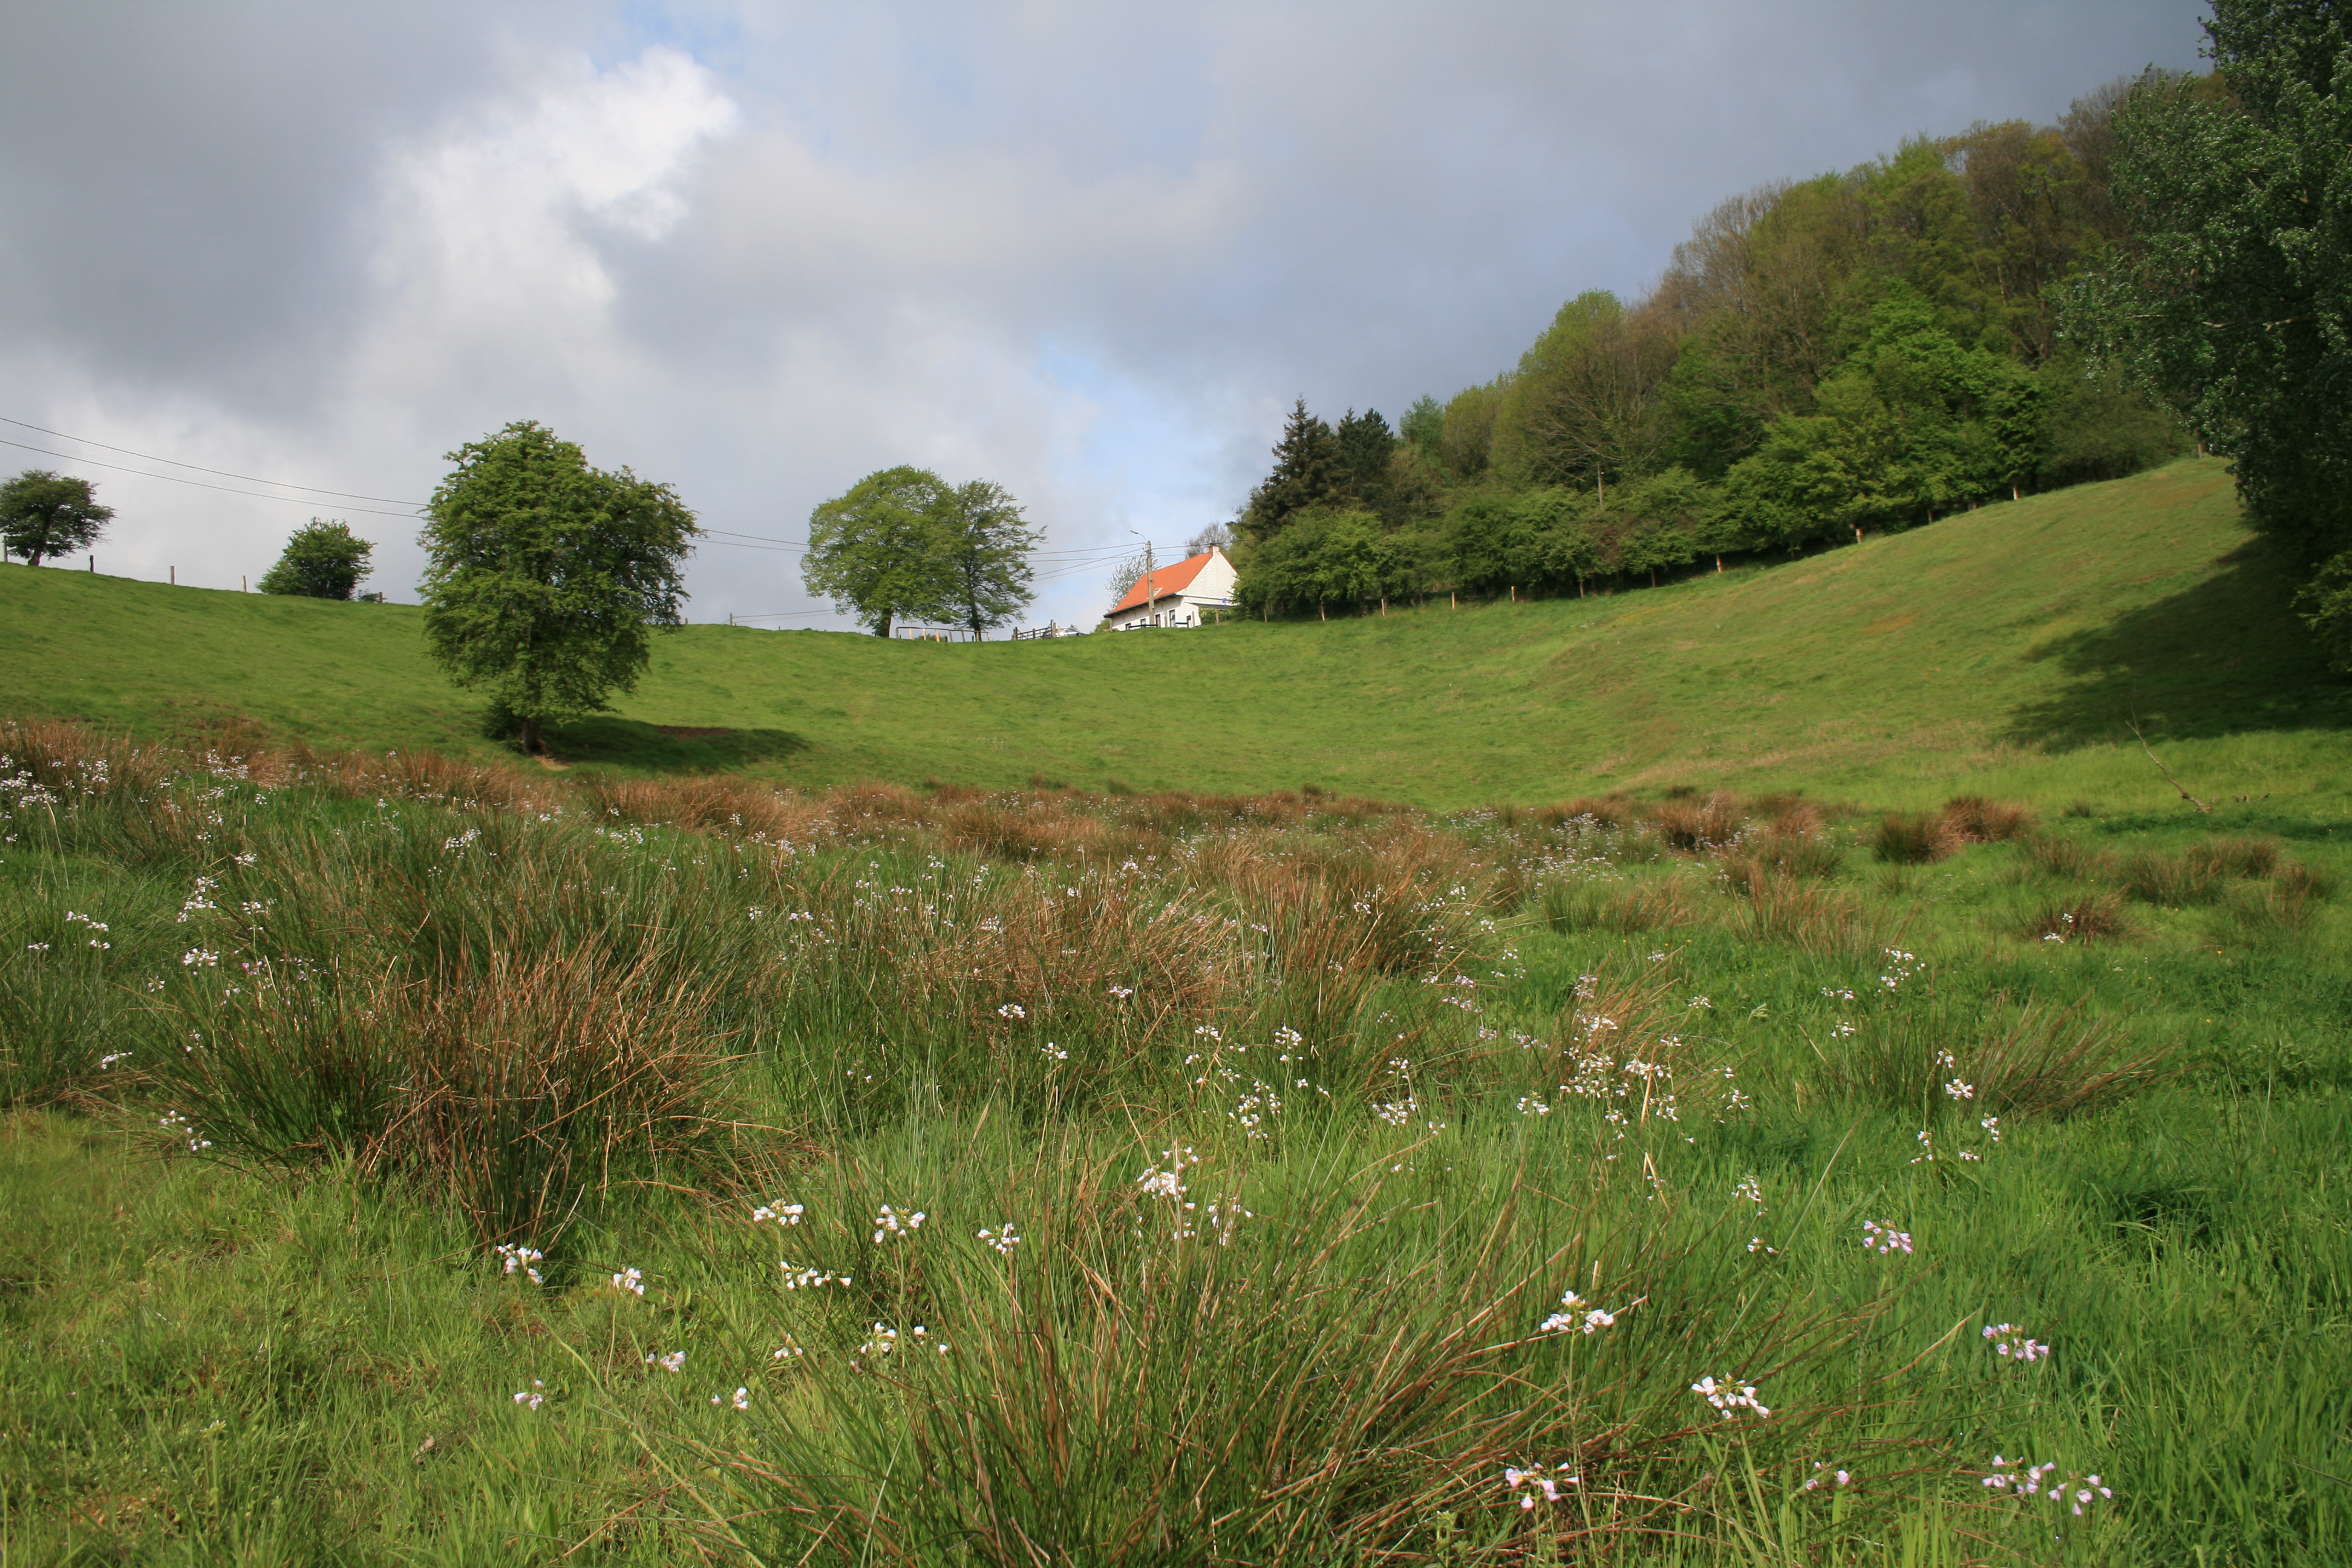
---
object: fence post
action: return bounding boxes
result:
[170,566,175,586]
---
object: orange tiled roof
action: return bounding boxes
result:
[1108,550,1215,615]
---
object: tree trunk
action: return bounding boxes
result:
[1318,601,1326,621]
[520,713,545,756]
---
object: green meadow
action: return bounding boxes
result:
[5,458,2343,812]
[2,460,2348,1564]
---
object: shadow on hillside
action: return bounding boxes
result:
[543,718,812,773]
[2004,534,2351,746]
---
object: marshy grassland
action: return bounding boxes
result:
[2,718,2345,1564]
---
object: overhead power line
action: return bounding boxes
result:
[0,416,429,506]
[0,436,428,520]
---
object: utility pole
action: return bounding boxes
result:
[1129,530,1156,628]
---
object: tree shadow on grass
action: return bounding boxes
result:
[2004,534,2352,747]
[543,717,812,773]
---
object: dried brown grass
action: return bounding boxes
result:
[1655,790,1743,851]
[1940,795,2035,843]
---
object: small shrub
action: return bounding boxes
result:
[1871,811,1955,864]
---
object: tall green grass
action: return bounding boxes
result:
[1,720,2347,1562]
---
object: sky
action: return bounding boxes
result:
[0,1,2208,632]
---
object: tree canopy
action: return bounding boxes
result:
[258,518,375,600]
[1228,62,2212,624]
[417,422,697,754]
[0,471,113,567]
[802,468,1037,637]
[2065,1,2352,665]
[935,479,1040,636]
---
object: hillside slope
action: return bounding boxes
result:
[3,459,2342,809]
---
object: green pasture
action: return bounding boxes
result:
[4,459,2342,811]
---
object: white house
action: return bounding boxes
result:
[1102,546,1238,630]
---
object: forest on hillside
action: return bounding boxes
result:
[1230,73,2196,616]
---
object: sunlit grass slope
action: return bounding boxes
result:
[3,458,2342,809]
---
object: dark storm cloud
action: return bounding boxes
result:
[0,2,2207,627]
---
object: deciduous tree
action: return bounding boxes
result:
[2066,4,2352,662]
[935,479,1039,637]
[802,466,952,637]
[418,422,697,754]
[258,518,374,599]
[0,470,112,567]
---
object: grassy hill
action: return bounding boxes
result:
[4,457,2344,811]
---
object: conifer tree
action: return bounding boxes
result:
[1241,399,1342,540]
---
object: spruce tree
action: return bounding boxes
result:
[1241,399,1341,541]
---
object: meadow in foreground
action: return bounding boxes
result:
[1,719,2346,1564]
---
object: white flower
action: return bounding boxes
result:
[646,1350,685,1373]
[751,1202,805,1226]
[612,1266,645,1296]
[1691,1375,1768,1419]
[978,1224,1021,1256]
[1861,1220,1914,1255]
[871,1206,927,1243]
[513,1380,546,1410]
[711,1386,750,1410]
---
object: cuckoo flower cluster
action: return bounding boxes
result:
[1861,1220,1914,1255]
[1984,1323,2050,1362]
[1802,1462,1853,1491]
[493,1243,545,1284]
[1503,1463,1577,1509]
[1982,1458,2112,1515]
[1538,1289,1631,1335]
[1691,1376,1769,1419]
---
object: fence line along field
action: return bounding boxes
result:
[2,714,2345,1564]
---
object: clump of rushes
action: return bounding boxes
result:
[1872,810,1956,865]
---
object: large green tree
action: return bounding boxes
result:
[2066,4,2352,661]
[935,479,1040,636]
[258,518,374,600]
[0,470,113,567]
[418,422,698,754]
[802,466,952,636]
